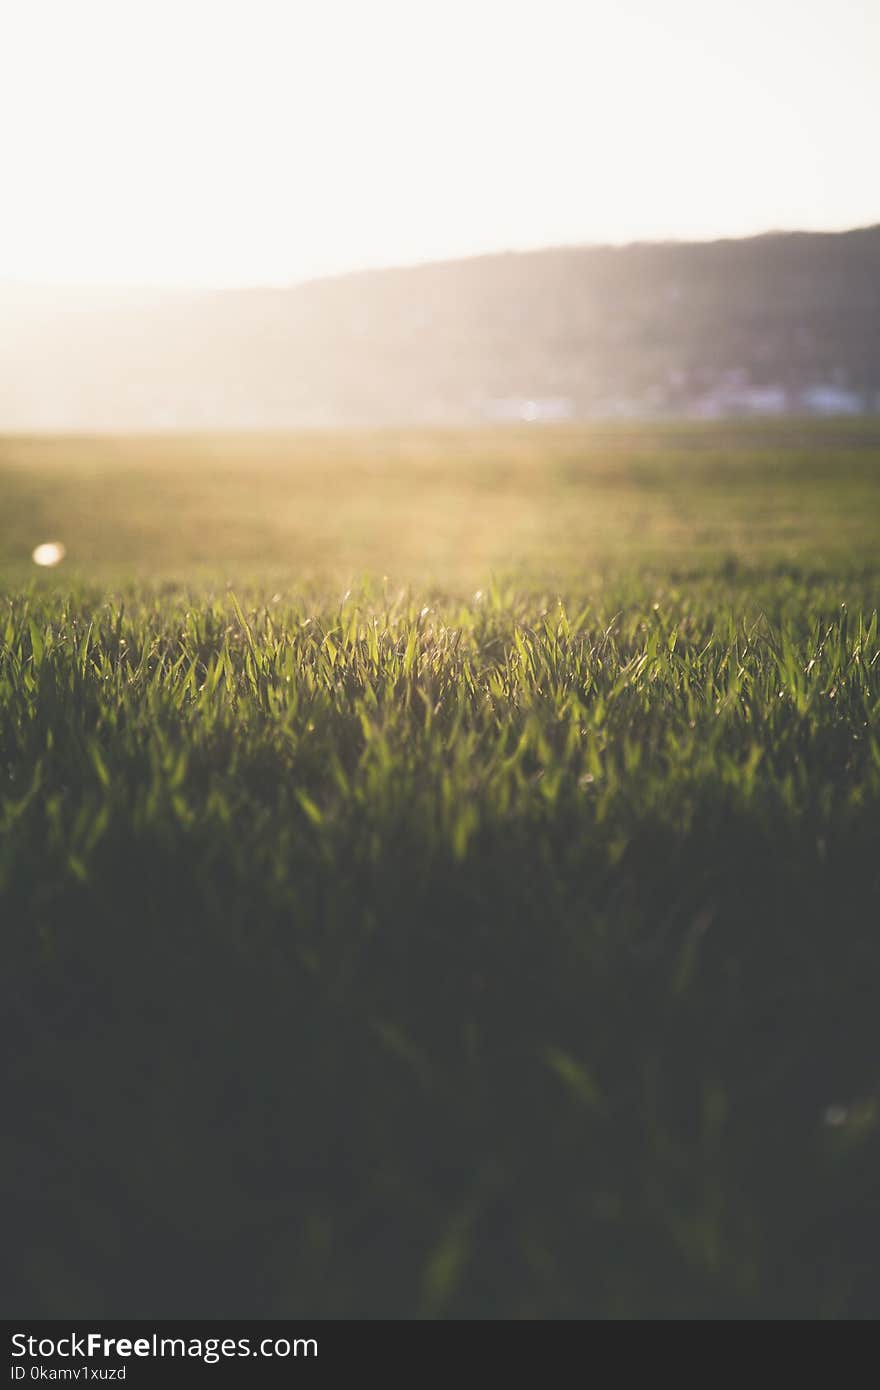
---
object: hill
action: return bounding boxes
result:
[2,225,879,428]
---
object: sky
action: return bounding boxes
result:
[1,0,877,288]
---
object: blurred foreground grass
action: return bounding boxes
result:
[3,422,880,1318]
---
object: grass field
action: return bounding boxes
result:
[4,421,880,1318]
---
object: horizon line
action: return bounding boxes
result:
[1,219,878,297]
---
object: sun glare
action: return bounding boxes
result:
[1,0,877,288]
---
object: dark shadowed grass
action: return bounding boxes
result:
[3,423,880,1317]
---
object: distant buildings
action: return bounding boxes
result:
[480,378,872,423]
[799,383,864,415]
[692,376,868,419]
[483,396,575,424]
[692,376,790,418]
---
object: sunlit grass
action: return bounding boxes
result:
[3,420,880,586]
[3,422,880,1317]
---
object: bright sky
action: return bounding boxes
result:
[2,0,877,287]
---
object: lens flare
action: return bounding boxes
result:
[32,541,66,567]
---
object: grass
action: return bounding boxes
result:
[3,421,880,1318]
[3,419,880,586]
